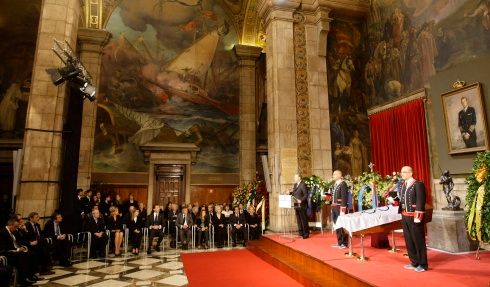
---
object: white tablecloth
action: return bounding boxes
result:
[334,205,401,236]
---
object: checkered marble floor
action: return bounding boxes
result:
[34,245,244,286]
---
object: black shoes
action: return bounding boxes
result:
[302,234,309,239]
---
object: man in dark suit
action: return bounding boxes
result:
[87,208,108,257]
[0,218,36,286]
[399,166,428,272]
[86,209,108,258]
[43,212,72,266]
[26,212,54,275]
[230,206,248,247]
[176,206,193,250]
[146,205,165,254]
[167,204,179,248]
[458,96,477,148]
[331,170,348,248]
[291,173,309,239]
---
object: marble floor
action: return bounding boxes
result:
[32,245,244,287]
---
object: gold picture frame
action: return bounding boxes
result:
[441,83,489,155]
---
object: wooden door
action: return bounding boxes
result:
[154,164,185,208]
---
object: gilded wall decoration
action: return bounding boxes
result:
[293,11,312,176]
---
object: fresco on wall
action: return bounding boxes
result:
[328,20,370,177]
[365,0,490,107]
[94,0,239,173]
[0,0,40,139]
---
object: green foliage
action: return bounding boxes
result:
[302,175,334,207]
[465,151,490,243]
[351,171,395,210]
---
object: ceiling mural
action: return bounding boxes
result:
[94,0,240,173]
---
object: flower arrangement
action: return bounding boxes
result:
[302,175,334,212]
[232,179,262,206]
[465,151,490,243]
[352,171,395,210]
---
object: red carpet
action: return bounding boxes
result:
[181,249,303,287]
[267,232,490,287]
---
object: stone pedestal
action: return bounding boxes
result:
[427,210,478,252]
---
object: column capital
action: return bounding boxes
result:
[258,0,301,28]
[77,28,112,52]
[234,44,263,66]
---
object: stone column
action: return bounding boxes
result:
[76,28,111,190]
[17,0,82,218]
[304,6,332,179]
[259,0,301,232]
[234,44,263,184]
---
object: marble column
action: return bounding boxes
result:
[234,44,263,184]
[259,0,301,232]
[76,28,111,190]
[17,0,82,218]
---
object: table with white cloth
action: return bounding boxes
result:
[333,205,402,261]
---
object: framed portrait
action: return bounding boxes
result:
[441,83,489,155]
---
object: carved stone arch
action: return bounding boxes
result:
[241,0,265,47]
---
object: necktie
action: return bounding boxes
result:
[34,224,40,239]
[154,213,157,222]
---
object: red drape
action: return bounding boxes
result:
[369,99,432,204]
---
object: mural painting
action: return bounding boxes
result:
[328,20,369,178]
[365,0,490,107]
[95,0,239,173]
[0,0,41,139]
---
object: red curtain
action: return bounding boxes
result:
[369,99,432,204]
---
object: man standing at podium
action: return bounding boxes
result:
[399,166,428,272]
[331,170,349,248]
[291,174,309,239]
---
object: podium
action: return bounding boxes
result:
[278,195,298,241]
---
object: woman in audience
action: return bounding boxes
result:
[196,209,209,249]
[128,209,143,255]
[106,206,124,256]
[213,205,227,248]
[246,205,261,240]
[222,204,233,224]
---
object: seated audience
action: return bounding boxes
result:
[0,218,36,286]
[147,205,164,254]
[128,209,143,255]
[26,212,54,275]
[86,209,108,258]
[43,212,72,266]
[213,205,227,248]
[230,206,248,247]
[177,206,193,250]
[196,209,209,249]
[246,206,261,240]
[106,206,123,256]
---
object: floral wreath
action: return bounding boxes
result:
[465,151,490,243]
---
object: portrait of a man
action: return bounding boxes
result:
[442,83,489,154]
[458,97,477,148]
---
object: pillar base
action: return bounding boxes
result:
[427,210,478,253]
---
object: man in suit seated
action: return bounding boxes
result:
[167,204,179,248]
[146,205,164,254]
[0,218,36,286]
[26,212,54,275]
[177,206,193,250]
[86,209,108,258]
[230,206,248,247]
[43,212,72,267]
